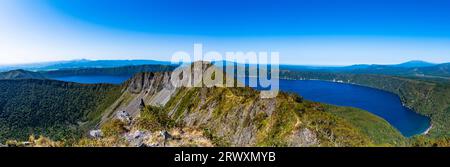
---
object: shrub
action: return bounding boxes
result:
[101,119,127,137]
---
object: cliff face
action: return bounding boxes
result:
[124,71,177,107]
[165,87,280,146]
[101,62,211,122]
[162,86,385,147]
[99,71,178,125]
[97,63,404,147]
[0,79,122,143]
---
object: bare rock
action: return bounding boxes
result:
[117,111,131,124]
[89,129,103,138]
[289,128,319,147]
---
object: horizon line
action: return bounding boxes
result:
[0,58,448,67]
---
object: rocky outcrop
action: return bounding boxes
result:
[100,62,212,124]
[116,111,131,124]
[288,128,319,147]
[166,87,278,146]
[98,62,320,146]
[123,71,177,114]
[124,130,151,147]
[99,71,178,125]
[89,130,103,138]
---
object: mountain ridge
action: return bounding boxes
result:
[0,69,47,80]
[394,60,436,68]
[0,59,172,72]
[87,62,406,147]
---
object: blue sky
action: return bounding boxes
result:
[1,0,450,65]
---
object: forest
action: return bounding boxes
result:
[0,79,122,143]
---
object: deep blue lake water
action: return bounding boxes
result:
[277,80,430,137]
[52,75,430,137]
[52,75,131,84]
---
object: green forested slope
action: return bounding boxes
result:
[0,79,121,142]
[41,64,176,78]
[280,71,450,140]
[161,86,405,146]
[0,69,46,80]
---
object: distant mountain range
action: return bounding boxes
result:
[393,60,436,68]
[280,60,450,79]
[0,59,445,71]
[341,62,449,78]
[0,69,46,80]
[0,59,448,80]
[0,59,171,72]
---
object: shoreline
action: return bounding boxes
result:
[278,77,433,137]
[422,124,433,135]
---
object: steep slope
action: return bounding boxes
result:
[98,71,178,125]
[0,79,122,142]
[280,70,450,139]
[162,86,405,146]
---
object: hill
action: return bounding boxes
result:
[0,69,46,80]
[41,64,177,78]
[0,79,122,142]
[278,61,450,79]
[393,60,436,68]
[415,63,450,78]
[342,63,450,78]
[41,59,171,70]
[280,70,450,140]
[0,59,171,72]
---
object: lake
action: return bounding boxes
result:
[52,75,131,84]
[52,75,430,137]
[276,79,430,137]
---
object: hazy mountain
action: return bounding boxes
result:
[2,59,447,81]
[342,63,450,78]
[393,60,436,68]
[41,59,171,70]
[0,59,171,72]
[415,63,450,77]
[41,64,177,78]
[0,69,46,80]
[278,61,449,79]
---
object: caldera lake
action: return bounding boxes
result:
[277,79,430,137]
[52,75,131,85]
[51,75,431,137]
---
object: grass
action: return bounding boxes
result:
[324,105,407,146]
[162,85,403,146]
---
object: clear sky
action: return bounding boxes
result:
[1,0,450,65]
